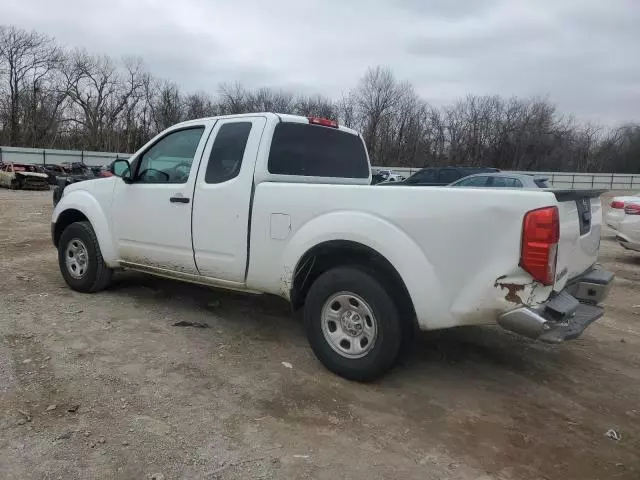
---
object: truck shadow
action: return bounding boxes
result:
[106,270,578,381]
[105,271,298,345]
[108,270,292,317]
[392,324,631,401]
[96,271,639,480]
[103,270,638,433]
[618,253,640,265]
[404,327,558,375]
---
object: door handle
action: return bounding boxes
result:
[169,196,190,204]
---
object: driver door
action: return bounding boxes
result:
[111,123,212,274]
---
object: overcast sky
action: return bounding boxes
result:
[4,0,639,125]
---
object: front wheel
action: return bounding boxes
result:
[304,266,402,382]
[58,221,112,293]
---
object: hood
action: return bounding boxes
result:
[59,174,96,183]
[15,171,48,179]
[64,176,115,194]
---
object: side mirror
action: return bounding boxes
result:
[111,159,132,183]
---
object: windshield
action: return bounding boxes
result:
[534,178,550,188]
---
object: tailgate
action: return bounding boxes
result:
[553,190,605,291]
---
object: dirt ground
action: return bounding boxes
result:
[0,189,638,480]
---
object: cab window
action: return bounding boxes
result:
[205,122,252,183]
[134,127,205,184]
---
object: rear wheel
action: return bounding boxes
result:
[58,221,112,292]
[304,266,402,381]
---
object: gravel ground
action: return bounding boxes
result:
[0,189,639,480]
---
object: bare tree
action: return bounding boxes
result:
[147,79,183,133]
[184,91,217,120]
[337,93,356,128]
[110,58,149,152]
[63,51,145,150]
[17,66,69,147]
[2,24,640,173]
[294,94,336,119]
[247,87,294,113]
[217,82,249,114]
[0,25,62,145]
[351,66,410,163]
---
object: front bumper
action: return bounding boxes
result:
[498,268,614,343]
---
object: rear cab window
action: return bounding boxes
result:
[267,122,369,178]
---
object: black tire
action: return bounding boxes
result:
[58,221,112,293]
[52,186,64,206]
[304,266,402,382]
[395,311,416,366]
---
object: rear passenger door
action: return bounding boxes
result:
[191,116,267,283]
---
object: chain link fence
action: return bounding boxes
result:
[0,146,129,168]
[373,167,640,190]
[1,146,638,190]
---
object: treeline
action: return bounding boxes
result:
[1,25,639,172]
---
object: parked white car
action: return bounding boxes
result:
[377,169,404,182]
[449,172,549,188]
[605,193,639,230]
[51,113,613,381]
[617,201,640,252]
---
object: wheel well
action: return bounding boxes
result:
[291,240,417,324]
[53,209,88,247]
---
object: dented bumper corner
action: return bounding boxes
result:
[497,268,614,343]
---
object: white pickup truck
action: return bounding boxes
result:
[52,113,614,381]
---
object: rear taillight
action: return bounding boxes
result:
[624,203,640,215]
[520,206,560,286]
[308,117,338,128]
[611,200,625,209]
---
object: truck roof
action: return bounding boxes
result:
[173,112,359,136]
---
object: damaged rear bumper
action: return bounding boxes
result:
[498,269,614,343]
